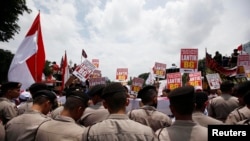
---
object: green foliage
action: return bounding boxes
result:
[0,0,31,42]
[0,49,14,83]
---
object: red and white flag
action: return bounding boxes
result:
[8,13,45,90]
[61,51,70,91]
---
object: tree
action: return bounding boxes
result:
[0,49,14,83]
[0,0,31,42]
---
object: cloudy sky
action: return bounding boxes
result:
[1,0,250,81]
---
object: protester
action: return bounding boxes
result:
[0,81,21,125]
[128,85,172,132]
[82,82,158,141]
[78,84,109,127]
[5,90,57,141]
[156,85,208,141]
[35,91,89,141]
[213,51,222,65]
[208,80,239,122]
[192,91,223,127]
[229,49,239,67]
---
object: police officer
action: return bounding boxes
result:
[78,84,109,127]
[35,91,89,141]
[0,82,21,125]
[192,91,223,127]
[5,90,57,141]
[208,80,239,122]
[156,85,208,141]
[226,81,250,124]
[82,82,158,141]
[17,82,49,115]
[128,85,172,131]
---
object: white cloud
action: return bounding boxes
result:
[1,0,250,81]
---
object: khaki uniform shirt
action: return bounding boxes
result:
[192,111,223,127]
[17,101,33,115]
[0,122,5,141]
[0,97,18,125]
[49,106,64,119]
[156,120,208,141]
[5,109,51,141]
[82,114,158,141]
[208,94,239,122]
[225,106,250,124]
[127,105,172,131]
[78,102,109,126]
[35,115,85,141]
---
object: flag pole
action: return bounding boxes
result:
[81,49,83,63]
[34,11,40,82]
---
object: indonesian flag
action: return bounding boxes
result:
[8,13,45,90]
[61,51,70,91]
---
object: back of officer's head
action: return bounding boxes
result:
[137,85,157,105]
[33,90,58,111]
[64,91,89,110]
[101,82,127,112]
[168,85,195,115]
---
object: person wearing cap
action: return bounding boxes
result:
[207,80,239,122]
[156,85,208,141]
[0,81,21,125]
[82,82,158,141]
[192,91,223,127]
[225,81,250,124]
[35,91,89,141]
[17,82,49,115]
[5,90,57,141]
[128,85,172,132]
[78,84,109,127]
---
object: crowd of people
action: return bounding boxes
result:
[210,49,240,68]
[1,78,250,141]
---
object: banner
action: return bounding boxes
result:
[91,69,102,78]
[89,77,106,87]
[180,48,198,73]
[188,71,202,87]
[116,68,128,81]
[73,59,96,82]
[92,59,99,68]
[166,72,182,90]
[206,73,222,90]
[237,54,250,66]
[131,77,144,95]
[153,62,166,78]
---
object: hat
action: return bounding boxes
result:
[19,91,32,101]
[137,85,156,99]
[168,85,195,101]
[33,90,57,102]
[101,82,126,98]
[87,84,106,97]
[29,83,49,95]
[220,80,234,92]
[1,82,21,94]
